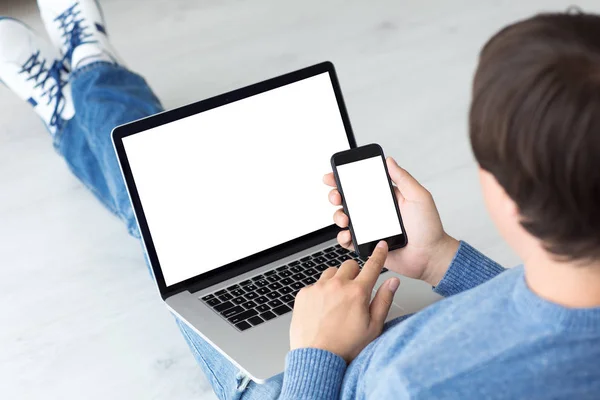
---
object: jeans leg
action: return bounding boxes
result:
[58,62,282,399]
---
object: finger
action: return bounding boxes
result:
[386,157,427,200]
[336,260,360,280]
[319,266,338,281]
[369,278,400,331]
[323,173,337,188]
[333,208,349,228]
[393,186,405,204]
[336,230,354,251]
[357,241,389,289]
[328,189,342,206]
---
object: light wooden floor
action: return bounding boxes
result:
[2,0,598,399]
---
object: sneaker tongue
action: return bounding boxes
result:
[71,43,115,70]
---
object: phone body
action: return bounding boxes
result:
[331,143,407,258]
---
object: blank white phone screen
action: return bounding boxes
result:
[122,72,350,286]
[336,156,402,245]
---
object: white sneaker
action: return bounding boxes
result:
[0,18,74,136]
[37,0,122,70]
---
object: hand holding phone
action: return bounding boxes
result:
[326,149,460,285]
[331,144,407,257]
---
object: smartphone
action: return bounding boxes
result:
[331,143,407,258]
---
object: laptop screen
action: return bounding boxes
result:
[122,72,351,286]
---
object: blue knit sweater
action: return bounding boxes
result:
[280,242,600,399]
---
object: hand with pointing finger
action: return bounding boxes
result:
[324,157,459,287]
[290,241,399,364]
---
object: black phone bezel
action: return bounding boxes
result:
[112,62,357,300]
[330,143,407,258]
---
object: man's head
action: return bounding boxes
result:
[470,11,600,263]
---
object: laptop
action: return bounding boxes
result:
[112,62,440,382]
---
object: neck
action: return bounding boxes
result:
[524,248,600,308]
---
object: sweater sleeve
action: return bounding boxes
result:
[433,241,506,297]
[279,348,347,400]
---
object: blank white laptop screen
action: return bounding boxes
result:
[122,73,350,286]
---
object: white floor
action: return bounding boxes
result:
[2,0,598,399]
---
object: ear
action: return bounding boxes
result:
[478,167,519,217]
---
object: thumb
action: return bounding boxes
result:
[369,278,400,331]
[386,157,426,200]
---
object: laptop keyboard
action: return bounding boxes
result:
[200,244,388,331]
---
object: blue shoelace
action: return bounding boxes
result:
[54,2,97,64]
[18,51,69,132]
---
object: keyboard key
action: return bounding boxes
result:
[316,264,328,271]
[214,301,234,312]
[273,304,292,316]
[281,294,294,303]
[255,279,269,288]
[289,260,300,266]
[289,265,302,273]
[252,275,265,281]
[235,321,252,331]
[304,268,318,276]
[227,284,240,291]
[215,289,227,296]
[242,300,257,309]
[324,252,337,260]
[300,256,312,262]
[281,277,294,285]
[335,244,342,249]
[279,286,293,295]
[248,316,264,326]
[266,291,281,299]
[303,277,317,286]
[336,249,348,256]
[268,282,283,291]
[276,265,288,272]
[221,305,245,318]
[229,309,258,324]
[260,311,276,321]
[264,270,277,276]
[230,289,245,297]
[240,279,252,286]
[313,251,323,257]
[255,296,269,304]
[313,256,327,264]
[338,255,351,262]
[349,252,359,259]
[292,273,307,281]
[266,275,280,283]
[256,304,270,313]
[205,298,221,307]
[257,287,270,295]
[291,282,304,290]
[202,294,215,301]
[301,261,316,268]
[245,284,258,291]
[245,292,258,300]
[278,270,292,278]
[324,246,336,253]
[218,293,233,301]
[232,297,245,305]
[268,299,283,308]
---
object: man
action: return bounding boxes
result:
[1,1,598,398]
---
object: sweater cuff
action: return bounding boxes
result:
[279,348,347,400]
[433,241,506,297]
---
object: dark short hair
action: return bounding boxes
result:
[470,11,600,261]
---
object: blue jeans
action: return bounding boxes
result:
[55,62,283,399]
